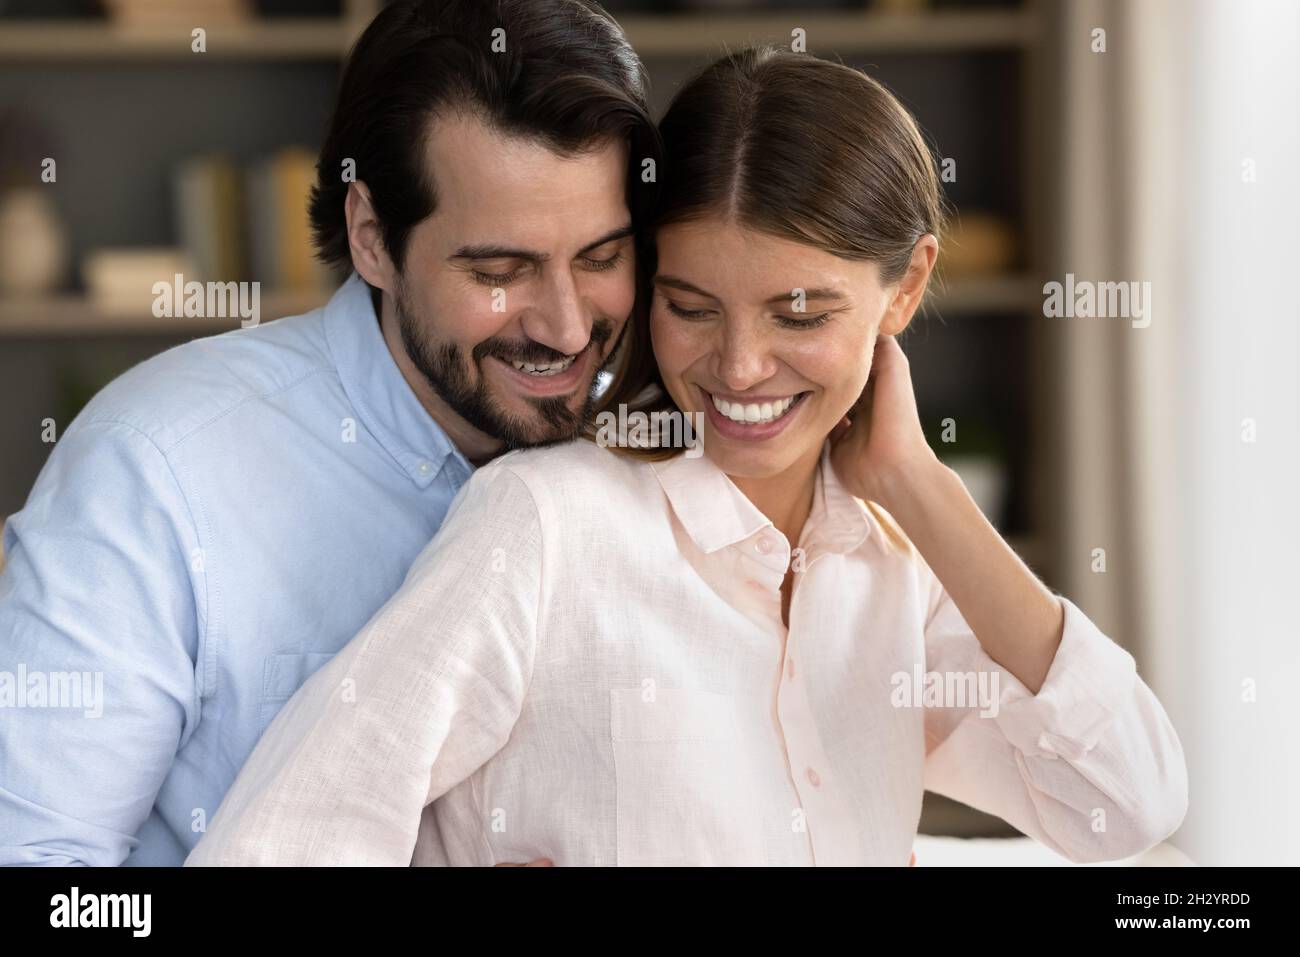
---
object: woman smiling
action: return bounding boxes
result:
[186,47,1187,867]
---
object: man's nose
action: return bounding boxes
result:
[714,319,775,392]
[523,270,591,357]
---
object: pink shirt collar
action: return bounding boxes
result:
[650,441,875,559]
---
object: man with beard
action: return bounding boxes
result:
[0,0,657,866]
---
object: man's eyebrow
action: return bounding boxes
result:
[449,242,546,262]
[449,223,634,263]
[577,223,634,255]
[654,276,849,305]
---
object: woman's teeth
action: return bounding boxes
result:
[510,355,576,376]
[711,393,800,425]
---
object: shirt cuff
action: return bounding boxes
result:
[992,595,1139,761]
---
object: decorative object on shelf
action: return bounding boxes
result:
[941,209,1018,277]
[0,107,68,296]
[81,247,194,316]
[0,187,68,297]
[101,0,253,28]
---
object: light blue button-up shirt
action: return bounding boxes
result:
[0,273,473,865]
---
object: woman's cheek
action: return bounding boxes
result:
[793,337,871,415]
[649,307,693,380]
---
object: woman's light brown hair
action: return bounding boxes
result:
[588,46,952,550]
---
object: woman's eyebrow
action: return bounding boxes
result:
[654,276,849,305]
[764,286,848,305]
[653,275,718,299]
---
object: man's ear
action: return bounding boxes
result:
[879,234,938,336]
[345,181,396,292]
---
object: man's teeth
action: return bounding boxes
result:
[710,393,799,425]
[510,355,577,376]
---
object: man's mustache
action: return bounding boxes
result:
[471,317,615,366]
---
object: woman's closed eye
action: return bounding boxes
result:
[664,300,716,320]
[775,311,831,329]
[665,299,831,329]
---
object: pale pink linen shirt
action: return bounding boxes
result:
[186,438,1188,866]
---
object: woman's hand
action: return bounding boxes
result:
[830,333,1064,694]
[829,333,943,510]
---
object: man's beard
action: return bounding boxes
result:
[393,276,620,450]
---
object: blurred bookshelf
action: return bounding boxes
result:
[0,288,327,335]
[0,18,351,60]
[0,275,1039,337]
[0,0,1063,840]
[0,9,1038,60]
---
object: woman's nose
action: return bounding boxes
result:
[714,320,774,391]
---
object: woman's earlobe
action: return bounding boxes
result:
[879,300,916,337]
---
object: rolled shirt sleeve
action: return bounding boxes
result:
[920,574,1189,863]
[0,421,202,866]
[185,463,541,866]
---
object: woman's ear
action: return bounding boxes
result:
[879,234,938,336]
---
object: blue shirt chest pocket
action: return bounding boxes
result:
[259,652,335,735]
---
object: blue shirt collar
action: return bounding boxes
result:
[322,272,472,489]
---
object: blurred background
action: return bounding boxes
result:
[0,0,1295,865]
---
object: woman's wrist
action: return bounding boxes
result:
[860,448,954,521]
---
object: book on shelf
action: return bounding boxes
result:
[169,146,331,296]
[173,154,246,284]
[245,147,332,293]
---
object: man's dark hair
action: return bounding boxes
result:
[308,0,658,277]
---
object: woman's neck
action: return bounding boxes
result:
[728,445,822,549]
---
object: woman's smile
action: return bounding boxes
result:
[699,386,811,441]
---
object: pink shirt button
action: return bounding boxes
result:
[757,536,774,554]
[806,767,821,787]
